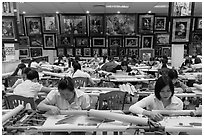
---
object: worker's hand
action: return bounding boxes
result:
[149,111,164,122]
[47,106,60,115]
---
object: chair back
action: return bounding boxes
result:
[6,76,21,87]
[5,94,36,110]
[72,77,89,88]
[97,91,127,110]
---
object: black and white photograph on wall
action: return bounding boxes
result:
[84,48,91,56]
[43,34,56,49]
[30,47,42,57]
[75,48,82,56]
[29,35,43,47]
[156,33,170,45]
[142,35,153,48]
[101,49,108,56]
[92,37,106,47]
[154,16,167,31]
[19,49,29,57]
[66,48,73,56]
[90,15,104,35]
[19,37,29,47]
[125,37,139,47]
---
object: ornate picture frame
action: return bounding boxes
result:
[30,47,43,57]
[89,14,104,35]
[92,37,106,47]
[2,2,14,16]
[154,16,167,31]
[171,17,191,43]
[156,33,170,45]
[84,48,91,57]
[141,35,154,49]
[138,13,154,34]
[124,36,139,47]
[2,17,17,40]
[25,17,42,36]
[139,49,154,61]
[43,34,56,49]
[171,2,193,16]
[42,15,58,33]
[75,37,89,47]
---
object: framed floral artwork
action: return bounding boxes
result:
[156,33,170,45]
[139,49,154,61]
[108,36,123,47]
[25,17,42,36]
[66,48,73,56]
[42,15,58,33]
[141,35,154,48]
[19,36,29,48]
[59,35,73,47]
[19,49,29,57]
[2,17,17,40]
[30,47,43,57]
[2,2,14,16]
[89,14,104,35]
[138,13,154,34]
[84,48,91,57]
[154,16,168,31]
[171,17,191,43]
[29,35,43,47]
[194,17,202,30]
[43,34,56,49]
[124,36,139,47]
[75,37,89,47]
[92,37,106,47]
[170,2,193,16]
[60,14,87,35]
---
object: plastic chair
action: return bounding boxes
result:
[5,94,36,110]
[72,77,89,88]
[97,91,127,110]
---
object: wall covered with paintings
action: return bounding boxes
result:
[2,2,202,61]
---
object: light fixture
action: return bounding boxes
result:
[117,11,120,14]
[56,11,59,14]
[154,5,168,8]
[86,10,90,14]
[148,11,152,13]
[22,11,26,14]
[106,5,129,8]
[13,9,17,12]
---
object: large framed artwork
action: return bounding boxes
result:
[60,14,87,35]
[2,17,17,40]
[43,34,56,49]
[25,17,42,36]
[75,37,89,47]
[29,35,43,47]
[194,17,202,30]
[92,37,106,47]
[141,35,154,49]
[106,14,135,35]
[19,36,29,48]
[156,33,170,45]
[108,36,123,47]
[162,47,171,57]
[138,14,154,34]
[171,17,191,43]
[139,49,154,61]
[84,48,91,57]
[59,35,73,47]
[154,16,168,31]
[2,2,14,16]
[170,2,193,16]
[30,47,43,57]
[42,15,58,33]
[124,36,139,47]
[19,49,29,58]
[89,15,104,35]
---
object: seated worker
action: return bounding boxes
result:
[13,69,52,100]
[129,55,138,66]
[168,69,192,93]
[129,76,183,122]
[100,56,119,72]
[88,53,101,64]
[70,61,96,86]
[37,77,90,114]
[11,62,26,76]
[180,57,193,73]
[113,61,132,73]
[54,55,65,66]
[28,58,40,69]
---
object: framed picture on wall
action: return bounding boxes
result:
[124,36,139,47]
[191,32,202,42]
[109,48,118,56]
[84,48,91,57]
[171,17,191,42]
[19,36,29,47]
[141,35,154,48]
[29,35,43,47]
[59,35,73,47]
[92,48,100,56]
[139,49,154,61]
[154,16,167,31]
[171,2,193,16]
[25,17,42,36]
[92,37,106,47]
[126,48,138,57]
[42,15,58,33]
[66,48,73,56]
[89,15,104,35]
[43,34,56,49]
[2,2,14,16]
[18,15,25,36]
[30,47,43,57]
[162,47,171,57]
[109,37,123,47]
[57,48,64,56]
[119,48,126,56]
[75,37,89,47]
[60,14,87,35]
[2,17,17,40]
[101,49,108,56]
[138,14,154,34]
[75,48,82,56]
[156,33,170,45]
[194,17,202,30]
[19,49,29,57]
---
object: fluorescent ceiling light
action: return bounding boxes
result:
[106,5,129,8]
[154,5,168,8]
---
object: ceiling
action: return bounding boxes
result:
[18,2,202,16]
